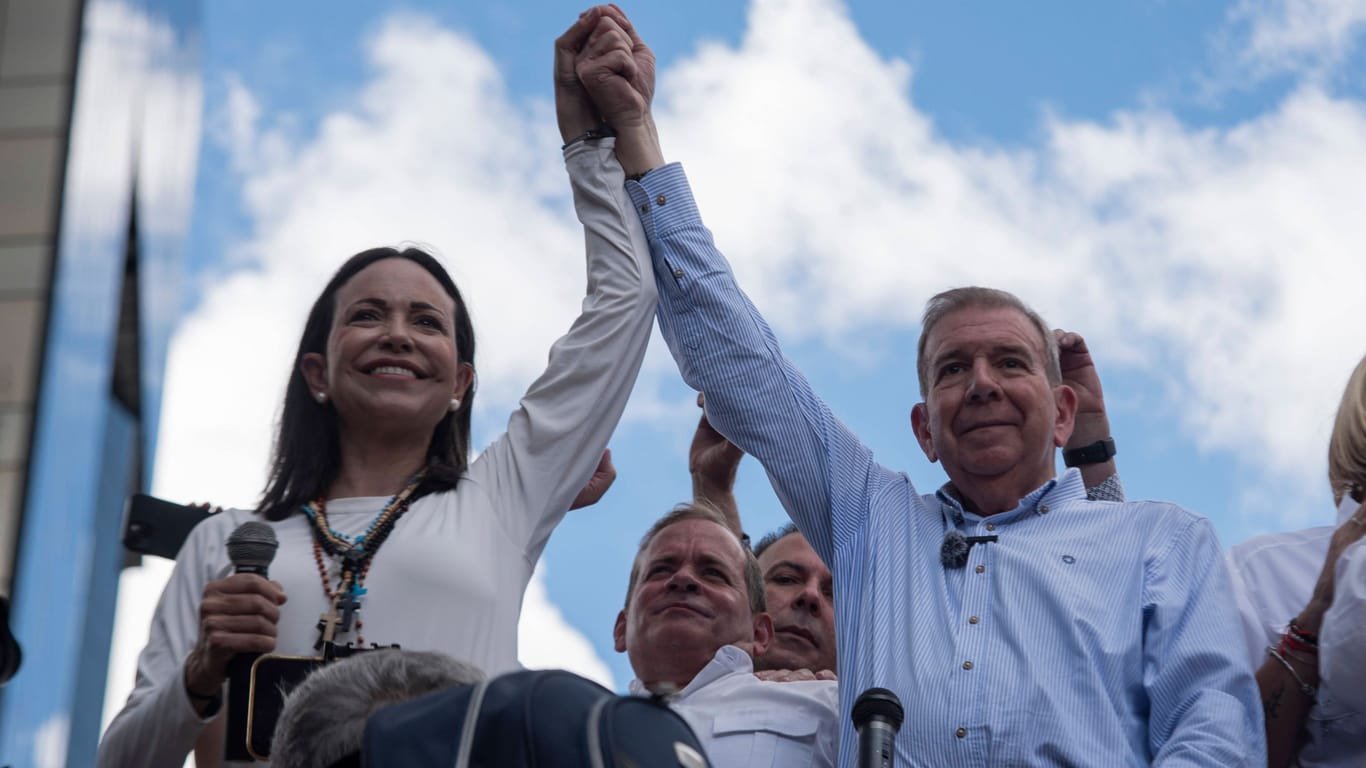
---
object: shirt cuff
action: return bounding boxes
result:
[627,162,698,240]
[1085,473,1125,503]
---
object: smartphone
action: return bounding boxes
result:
[225,653,328,761]
[122,494,214,559]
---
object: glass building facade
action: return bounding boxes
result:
[0,0,201,764]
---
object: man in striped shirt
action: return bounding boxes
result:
[570,7,1265,764]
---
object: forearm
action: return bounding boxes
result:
[692,471,742,537]
[98,659,211,767]
[100,544,218,767]
[613,119,663,179]
[1255,654,1316,768]
[482,139,657,553]
[629,165,873,560]
[1068,412,1116,491]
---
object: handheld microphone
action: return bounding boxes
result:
[227,521,278,576]
[225,521,279,761]
[852,687,904,768]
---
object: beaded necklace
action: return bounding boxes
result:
[302,472,423,654]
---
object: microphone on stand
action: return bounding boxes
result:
[852,687,904,768]
[225,521,279,761]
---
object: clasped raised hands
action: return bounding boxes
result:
[555,5,663,177]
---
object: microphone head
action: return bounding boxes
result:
[227,521,279,571]
[852,687,904,731]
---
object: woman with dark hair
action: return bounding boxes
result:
[98,8,654,766]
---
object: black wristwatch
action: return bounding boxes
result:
[1063,437,1117,467]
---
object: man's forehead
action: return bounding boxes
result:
[926,305,1045,357]
[758,531,825,570]
[646,518,744,562]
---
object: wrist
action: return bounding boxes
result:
[613,120,664,179]
[182,661,224,715]
[1066,413,1112,449]
[692,474,738,502]
[1063,437,1116,468]
[562,124,615,151]
[1295,604,1328,636]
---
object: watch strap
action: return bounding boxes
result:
[1063,437,1116,467]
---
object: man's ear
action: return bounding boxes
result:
[453,362,475,402]
[750,612,774,658]
[613,609,628,654]
[301,353,328,398]
[1052,384,1078,448]
[911,403,939,463]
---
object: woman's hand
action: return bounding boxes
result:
[182,574,286,713]
[1299,502,1366,633]
[574,5,663,177]
[570,449,617,510]
[554,8,605,143]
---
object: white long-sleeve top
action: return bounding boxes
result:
[630,646,839,768]
[1227,495,1366,766]
[96,139,656,768]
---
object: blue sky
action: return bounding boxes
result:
[107,0,1366,702]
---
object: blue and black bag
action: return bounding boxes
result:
[362,668,711,768]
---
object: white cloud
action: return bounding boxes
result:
[34,713,68,768]
[648,0,1366,522]
[1229,0,1366,77]
[517,562,615,688]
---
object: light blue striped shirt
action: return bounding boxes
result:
[625,164,1265,767]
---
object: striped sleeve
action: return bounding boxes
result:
[627,164,879,564]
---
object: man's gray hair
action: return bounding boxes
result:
[270,650,484,768]
[624,501,766,615]
[916,286,1061,398]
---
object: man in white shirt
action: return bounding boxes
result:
[615,504,839,768]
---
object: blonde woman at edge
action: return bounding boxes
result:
[1227,354,1366,767]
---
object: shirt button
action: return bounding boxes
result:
[968,615,980,624]
[672,268,684,279]
[639,203,649,213]
[656,194,668,206]
[962,660,973,670]
[975,564,985,574]
[1039,504,1049,514]
[985,523,996,532]
[955,727,967,739]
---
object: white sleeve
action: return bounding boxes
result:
[1320,536,1366,712]
[467,138,655,563]
[97,517,233,767]
[1225,549,1274,668]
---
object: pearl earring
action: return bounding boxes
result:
[449,398,461,412]
[315,391,327,404]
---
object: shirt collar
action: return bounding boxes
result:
[936,468,1086,527]
[627,645,753,698]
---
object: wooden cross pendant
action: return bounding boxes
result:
[315,596,343,651]
[338,592,362,633]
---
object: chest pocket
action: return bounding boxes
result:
[709,710,821,768]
